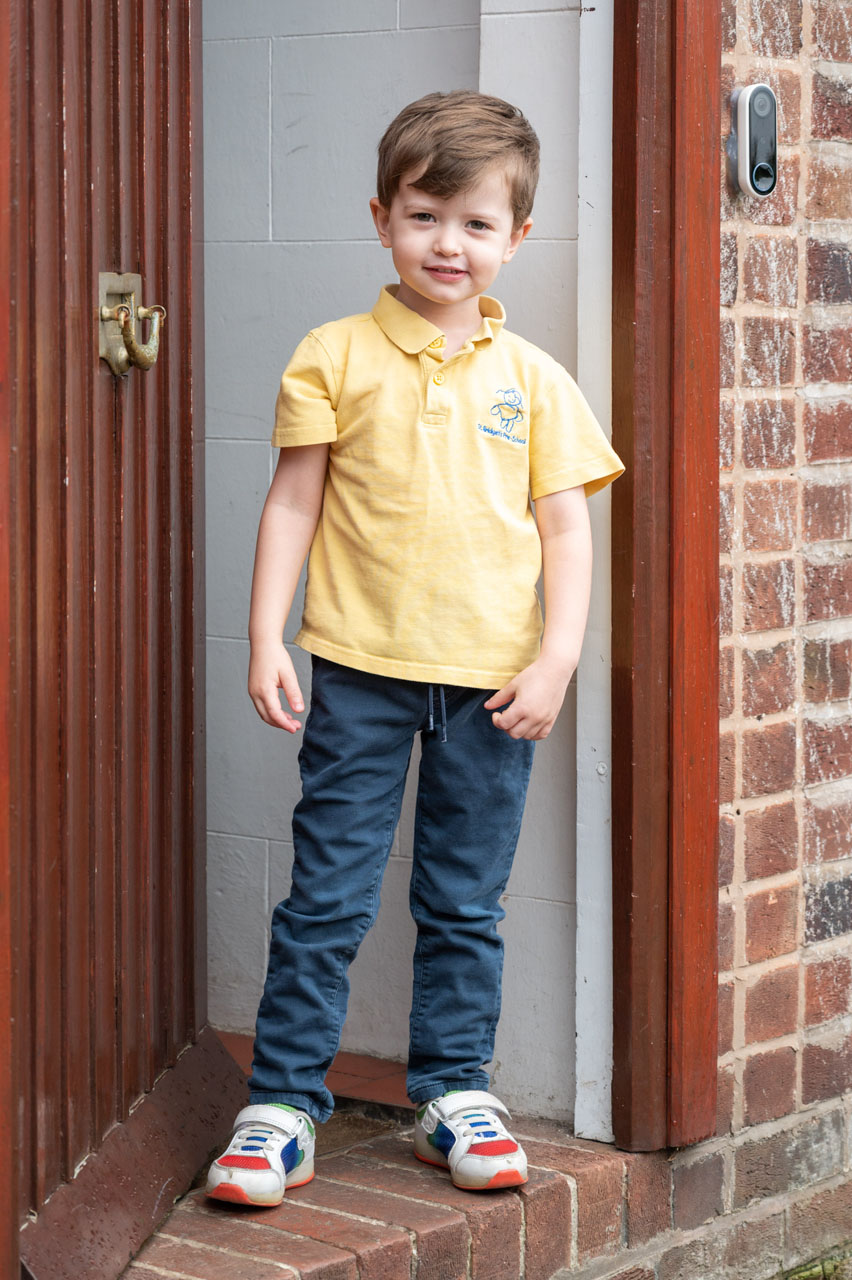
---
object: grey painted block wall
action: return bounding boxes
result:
[204,0,584,1121]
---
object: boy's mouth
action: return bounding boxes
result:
[425,266,467,278]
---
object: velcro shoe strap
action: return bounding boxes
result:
[430,1091,511,1124]
[233,1103,303,1138]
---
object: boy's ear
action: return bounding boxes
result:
[503,216,533,263]
[370,196,392,246]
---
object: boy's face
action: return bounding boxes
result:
[370,165,532,322]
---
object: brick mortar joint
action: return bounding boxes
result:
[620,1162,628,1249]
[802,1015,852,1046]
[273,1182,419,1231]
[408,1222,420,1280]
[721,547,852,566]
[127,1266,236,1280]
[518,1180,527,1280]
[740,868,802,894]
[567,1171,579,1272]
[151,1230,304,1272]
[302,1170,462,1217]
[716,1095,848,1148]
[802,856,852,883]
[723,1141,736,1214]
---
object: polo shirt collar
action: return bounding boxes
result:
[372,284,506,354]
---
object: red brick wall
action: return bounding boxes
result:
[719,0,852,1140]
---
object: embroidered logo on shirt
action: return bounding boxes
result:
[477,388,527,444]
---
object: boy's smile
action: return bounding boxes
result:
[370,166,532,331]
[425,265,467,281]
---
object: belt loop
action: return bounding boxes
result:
[427,683,435,732]
[439,685,448,744]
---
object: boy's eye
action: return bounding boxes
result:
[468,220,490,231]
[413,212,435,222]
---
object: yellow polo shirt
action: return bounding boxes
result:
[271,285,624,688]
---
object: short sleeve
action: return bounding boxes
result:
[529,366,625,500]
[271,332,339,448]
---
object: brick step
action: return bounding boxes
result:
[125,1115,638,1279]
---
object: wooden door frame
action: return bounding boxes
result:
[0,0,17,1272]
[610,0,721,1150]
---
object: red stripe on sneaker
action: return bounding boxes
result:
[468,1140,518,1155]
[216,1155,270,1169]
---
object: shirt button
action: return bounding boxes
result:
[433,372,445,385]
[428,337,444,349]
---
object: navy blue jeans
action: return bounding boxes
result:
[247,656,535,1122]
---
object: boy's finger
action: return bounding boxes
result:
[483,683,514,710]
[261,693,290,728]
[249,691,277,726]
[492,702,525,733]
[494,714,532,740]
[508,715,533,739]
[272,684,305,730]
[279,669,305,713]
[267,700,302,733]
[249,684,300,733]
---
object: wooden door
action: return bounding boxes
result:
[0,3,245,1276]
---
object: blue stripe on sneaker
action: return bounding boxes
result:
[430,1122,456,1158]
[280,1136,304,1173]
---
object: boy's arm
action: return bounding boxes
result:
[483,485,592,740]
[247,442,329,732]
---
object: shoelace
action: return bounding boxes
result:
[454,1109,503,1140]
[227,1123,279,1155]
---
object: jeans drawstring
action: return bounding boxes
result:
[426,684,448,743]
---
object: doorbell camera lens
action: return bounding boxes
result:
[753,91,771,118]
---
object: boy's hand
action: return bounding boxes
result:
[483,655,576,741]
[248,640,305,733]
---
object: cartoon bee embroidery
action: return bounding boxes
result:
[490,388,525,433]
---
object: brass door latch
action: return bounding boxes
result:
[99,272,166,376]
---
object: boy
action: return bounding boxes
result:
[206,90,624,1206]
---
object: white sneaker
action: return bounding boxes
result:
[414,1090,528,1190]
[205,1103,315,1206]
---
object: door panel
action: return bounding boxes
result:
[1,1,244,1273]
[62,0,96,1176]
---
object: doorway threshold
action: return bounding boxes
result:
[215,1030,414,1112]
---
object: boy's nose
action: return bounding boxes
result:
[433,228,462,256]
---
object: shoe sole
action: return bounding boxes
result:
[205,1161,315,1206]
[414,1149,527,1191]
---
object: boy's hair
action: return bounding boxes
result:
[376,90,540,230]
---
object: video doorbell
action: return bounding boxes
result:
[727,83,778,198]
